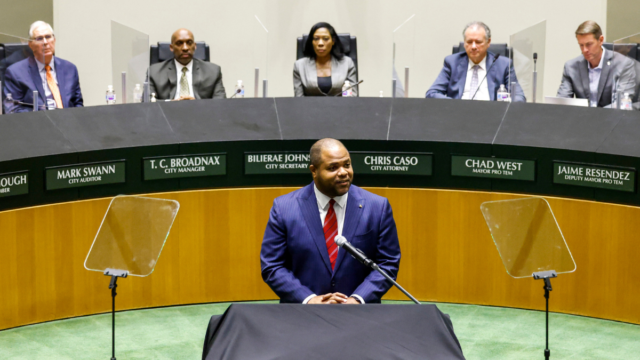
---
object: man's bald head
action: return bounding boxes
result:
[310,138,347,167]
[171,28,194,43]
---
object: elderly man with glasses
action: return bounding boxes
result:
[3,21,83,113]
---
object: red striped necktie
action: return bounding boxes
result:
[323,199,338,270]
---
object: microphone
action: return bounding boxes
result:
[332,80,364,97]
[334,235,421,304]
[229,88,242,99]
[335,235,374,268]
[471,54,500,101]
[9,99,47,110]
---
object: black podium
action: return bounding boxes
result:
[202,304,465,360]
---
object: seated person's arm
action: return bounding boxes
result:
[426,59,453,99]
[616,57,637,99]
[556,63,575,98]
[351,199,401,303]
[3,68,29,113]
[70,65,84,107]
[293,63,305,97]
[212,67,227,99]
[261,199,315,303]
[347,58,358,97]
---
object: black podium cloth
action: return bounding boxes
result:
[202,304,465,360]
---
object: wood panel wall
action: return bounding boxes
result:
[1,187,638,330]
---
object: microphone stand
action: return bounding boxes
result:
[532,52,538,103]
[370,262,421,304]
[343,242,421,304]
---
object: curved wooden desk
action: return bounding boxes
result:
[1,187,638,330]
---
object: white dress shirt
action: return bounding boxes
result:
[588,47,606,107]
[461,55,490,101]
[35,57,58,110]
[302,185,365,304]
[174,59,194,99]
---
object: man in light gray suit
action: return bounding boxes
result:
[148,28,226,100]
[557,21,636,108]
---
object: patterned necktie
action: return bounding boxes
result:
[323,199,338,271]
[469,64,479,99]
[45,65,63,108]
[179,66,190,97]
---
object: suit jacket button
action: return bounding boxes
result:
[331,282,336,287]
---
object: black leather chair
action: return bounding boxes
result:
[150,41,210,65]
[296,33,358,82]
[452,42,512,59]
[603,42,640,61]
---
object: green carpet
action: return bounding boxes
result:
[1,301,638,359]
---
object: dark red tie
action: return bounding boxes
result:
[323,199,338,270]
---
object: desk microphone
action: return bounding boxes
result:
[471,54,500,100]
[229,88,242,99]
[333,80,364,97]
[9,99,47,110]
[335,235,373,268]
[334,235,421,304]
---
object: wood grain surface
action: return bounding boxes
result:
[0,187,638,330]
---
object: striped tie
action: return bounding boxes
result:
[323,199,338,270]
[469,64,479,99]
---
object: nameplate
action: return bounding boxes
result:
[143,154,226,180]
[245,152,310,175]
[553,162,635,192]
[46,161,126,190]
[0,171,28,198]
[451,156,535,181]
[350,152,432,175]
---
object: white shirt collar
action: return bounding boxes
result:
[174,59,193,72]
[589,47,606,70]
[35,56,55,72]
[468,55,487,71]
[314,184,348,210]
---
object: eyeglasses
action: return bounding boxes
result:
[31,34,55,42]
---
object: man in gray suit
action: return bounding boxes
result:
[148,29,226,100]
[557,21,636,108]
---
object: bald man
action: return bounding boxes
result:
[260,139,401,304]
[147,28,226,100]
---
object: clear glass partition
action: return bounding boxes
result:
[85,195,180,277]
[480,197,576,278]
[1,32,46,113]
[252,15,269,98]
[509,20,547,103]
[392,14,415,98]
[612,32,640,110]
[111,21,149,104]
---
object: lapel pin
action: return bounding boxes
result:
[359,204,362,208]
[607,61,611,66]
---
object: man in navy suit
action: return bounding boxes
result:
[426,21,525,102]
[261,139,401,304]
[3,21,83,114]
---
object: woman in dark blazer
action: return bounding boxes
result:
[293,22,357,97]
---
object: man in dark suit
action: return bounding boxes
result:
[3,21,83,113]
[148,29,226,100]
[557,20,637,108]
[261,139,401,304]
[426,21,525,102]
